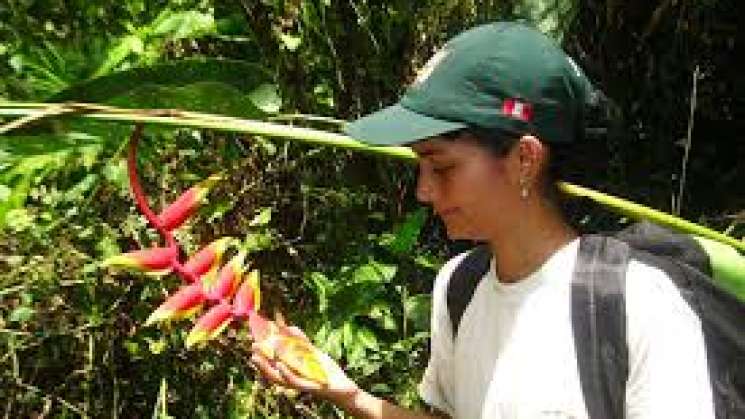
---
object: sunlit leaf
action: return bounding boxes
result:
[315,324,343,360]
[387,208,427,254]
[249,207,272,227]
[279,33,301,51]
[0,185,10,202]
[149,10,215,39]
[92,34,144,78]
[102,158,128,192]
[9,306,35,323]
[368,302,398,331]
[404,294,431,332]
[248,84,281,114]
[305,272,332,313]
[0,132,103,157]
[63,173,98,202]
[352,261,397,284]
[355,326,379,350]
[243,231,275,253]
[52,59,276,118]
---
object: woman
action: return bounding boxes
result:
[251,22,714,419]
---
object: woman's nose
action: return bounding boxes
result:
[416,173,433,204]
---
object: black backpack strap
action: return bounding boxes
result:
[615,221,712,277]
[572,235,630,419]
[447,245,491,338]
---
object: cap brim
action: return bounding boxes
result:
[344,104,466,146]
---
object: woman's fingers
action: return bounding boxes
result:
[250,352,285,386]
[284,325,310,342]
[251,351,323,393]
[250,341,361,407]
[275,361,324,391]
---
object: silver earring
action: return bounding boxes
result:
[519,178,529,199]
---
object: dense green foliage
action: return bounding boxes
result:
[1,0,742,417]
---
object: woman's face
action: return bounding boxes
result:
[412,133,525,241]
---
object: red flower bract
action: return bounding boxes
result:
[145,282,206,326]
[233,270,260,317]
[203,251,246,301]
[102,246,177,274]
[157,175,221,230]
[183,237,235,280]
[186,302,234,347]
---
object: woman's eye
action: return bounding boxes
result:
[432,164,455,175]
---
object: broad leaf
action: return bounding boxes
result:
[0,132,103,157]
[51,58,276,118]
[92,9,216,78]
[404,294,431,332]
[0,137,102,229]
[351,261,397,285]
[314,323,343,360]
[327,281,388,322]
[387,208,427,254]
[149,10,215,39]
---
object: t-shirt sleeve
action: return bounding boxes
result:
[418,253,466,417]
[624,260,715,419]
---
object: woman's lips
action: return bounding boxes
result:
[437,207,459,218]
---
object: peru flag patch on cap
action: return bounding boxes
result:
[501,98,533,122]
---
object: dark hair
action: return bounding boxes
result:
[545,138,619,233]
[440,127,520,158]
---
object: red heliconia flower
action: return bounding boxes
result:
[102,246,177,275]
[145,282,206,326]
[232,269,260,318]
[183,237,235,280]
[157,174,221,231]
[203,251,246,301]
[185,302,234,348]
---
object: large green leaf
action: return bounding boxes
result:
[514,0,578,41]
[327,280,388,322]
[148,9,215,39]
[2,58,279,151]
[92,34,145,80]
[404,294,431,332]
[386,208,427,255]
[50,58,277,118]
[351,260,397,284]
[91,9,216,79]
[0,145,96,229]
[0,132,102,157]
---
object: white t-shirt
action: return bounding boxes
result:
[419,238,714,419]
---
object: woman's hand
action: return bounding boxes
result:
[249,325,360,406]
[250,326,447,419]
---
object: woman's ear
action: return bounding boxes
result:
[517,135,547,192]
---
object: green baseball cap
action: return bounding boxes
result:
[344,21,595,146]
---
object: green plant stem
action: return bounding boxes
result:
[1,101,741,252]
[558,182,745,252]
[267,113,346,127]
[0,103,418,161]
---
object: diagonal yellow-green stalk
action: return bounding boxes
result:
[0,102,417,160]
[557,182,744,252]
[1,101,743,253]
